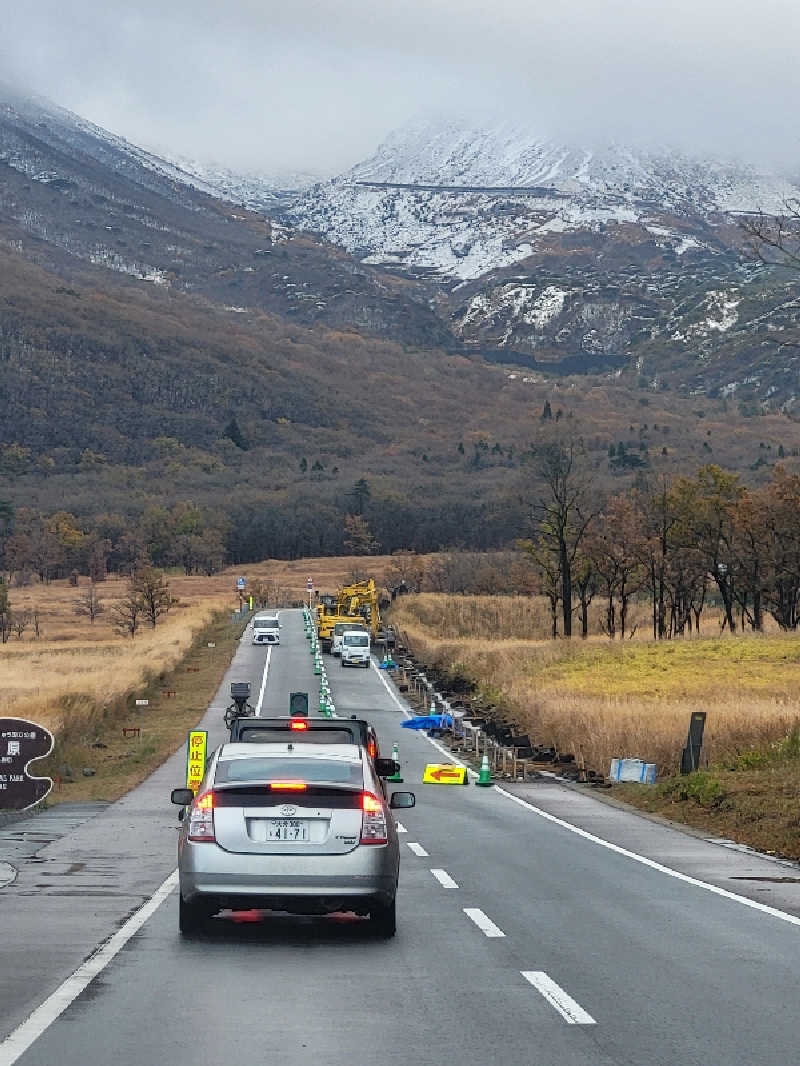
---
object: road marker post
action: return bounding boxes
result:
[475,754,493,787]
[387,743,404,783]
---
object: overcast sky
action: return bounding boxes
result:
[3,0,800,176]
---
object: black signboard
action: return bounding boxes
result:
[0,718,54,810]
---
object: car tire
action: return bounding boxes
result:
[370,896,396,938]
[179,895,212,936]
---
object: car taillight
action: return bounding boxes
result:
[270,781,307,791]
[290,720,309,731]
[367,740,376,759]
[360,791,388,845]
[188,791,215,843]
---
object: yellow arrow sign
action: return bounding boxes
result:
[423,763,468,785]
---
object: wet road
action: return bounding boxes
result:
[2,609,800,1065]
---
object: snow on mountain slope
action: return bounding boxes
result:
[291,117,800,280]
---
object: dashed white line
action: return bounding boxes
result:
[430,868,459,888]
[0,871,178,1066]
[255,645,272,716]
[464,907,505,937]
[406,842,429,857]
[395,822,408,833]
[521,971,596,1025]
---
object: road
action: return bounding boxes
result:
[2,608,800,1065]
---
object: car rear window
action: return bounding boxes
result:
[215,757,363,786]
[344,634,369,647]
[236,727,355,744]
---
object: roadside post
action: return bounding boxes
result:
[680,712,707,774]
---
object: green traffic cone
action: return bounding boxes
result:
[387,743,404,783]
[474,754,493,787]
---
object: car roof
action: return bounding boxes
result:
[218,742,362,762]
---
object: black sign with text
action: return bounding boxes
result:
[0,718,54,810]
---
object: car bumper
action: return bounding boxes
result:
[342,657,370,667]
[179,842,398,911]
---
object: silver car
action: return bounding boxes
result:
[171,742,414,937]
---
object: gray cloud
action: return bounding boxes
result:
[2,0,800,175]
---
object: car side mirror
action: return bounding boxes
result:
[171,788,194,806]
[389,791,415,809]
[375,758,400,778]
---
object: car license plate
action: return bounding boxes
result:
[266,819,309,841]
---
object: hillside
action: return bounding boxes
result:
[3,96,800,565]
[0,88,450,349]
[291,118,800,410]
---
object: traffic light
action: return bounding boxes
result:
[289,691,309,717]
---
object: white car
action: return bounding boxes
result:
[341,630,371,668]
[252,613,280,645]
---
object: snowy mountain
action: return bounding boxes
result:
[291,118,800,281]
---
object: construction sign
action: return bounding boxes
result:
[185,730,208,794]
[422,763,468,785]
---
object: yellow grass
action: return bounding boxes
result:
[1,576,231,735]
[0,558,393,738]
[390,594,800,775]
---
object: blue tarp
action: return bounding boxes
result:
[402,714,453,731]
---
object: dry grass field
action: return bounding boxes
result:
[391,592,800,856]
[389,594,800,775]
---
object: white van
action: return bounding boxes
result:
[251,613,280,645]
[331,620,368,657]
[341,629,371,668]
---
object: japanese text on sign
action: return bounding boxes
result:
[185,730,208,794]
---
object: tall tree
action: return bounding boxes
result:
[529,441,595,638]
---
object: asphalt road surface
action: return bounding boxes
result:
[2,608,800,1065]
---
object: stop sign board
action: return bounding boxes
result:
[0,718,54,810]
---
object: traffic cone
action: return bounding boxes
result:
[474,754,493,787]
[387,743,403,783]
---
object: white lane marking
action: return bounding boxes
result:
[0,870,178,1066]
[395,822,407,833]
[521,972,596,1025]
[255,645,272,716]
[430,868,459,889]
[375,659,800,932]
[406,842,429,857]
[495,786,800,930]
[464,907,505,937]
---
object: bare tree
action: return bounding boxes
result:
[0,581,11,644]
[111,591,142,639]
[529,441,595,638]
[13,611,30,639]
[74,580,104,624]
[132,567,175,628]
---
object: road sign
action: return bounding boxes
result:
[422,763,468,785]
[185,730,208,794]
[135,699,149,706]
[307,577,313,591]
[237,577,246,590]
[0,718,54,810]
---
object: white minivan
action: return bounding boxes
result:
[341,629,371,668]
[331,621,368,657]
[251,613,280,645]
